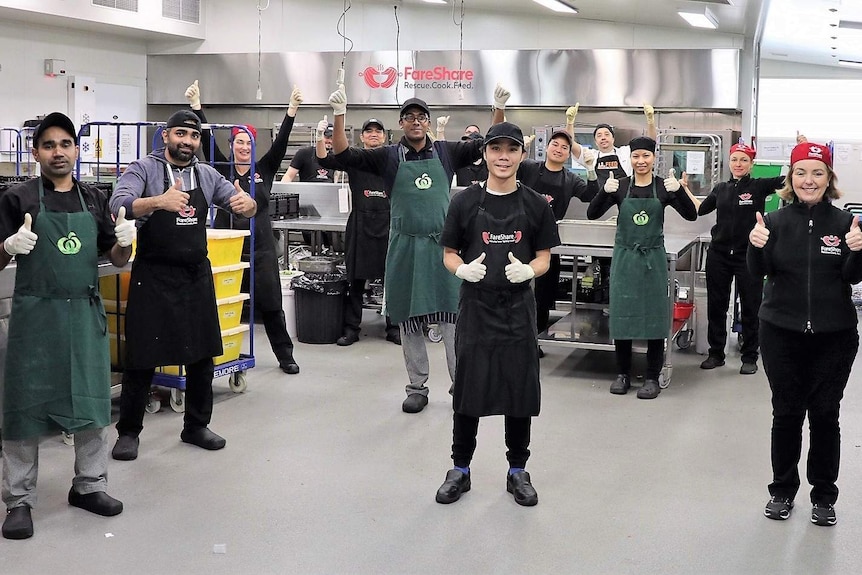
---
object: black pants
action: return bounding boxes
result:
[705,248,763,362]
[760,321,858,505]
[241,250,295,363]
[451,412,531,469]
[116,357,215,437]
[614,339,664,380]
[262,310,295,364]
[534,254,561,333]
[343,278,396,335]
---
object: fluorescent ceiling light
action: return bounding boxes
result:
[421,0,447,4]
[678,7,719,29]
[531,0,578,14]
[838,59,862,69]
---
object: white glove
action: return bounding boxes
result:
[436,116,450,130]
[749,212,770,249]
[329,84,347,116]
[644,102,655,125]
[185,80,201,111]
[316,115,329,137]
[4,213,37,256]
[566,104,579,124]
[604,173,619,194]
[455,253,487,283]
[664,169,680,193]
[493,83,511,110]
[505,252,535,284]
[288,86,303,112]
[583,149,598,180]
[114,206,136,248]
[524,134,536,148]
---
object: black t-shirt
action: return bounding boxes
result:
[290,146,335,182]
[517,159,594,220]
[442,184,560,254]
[0,177,116,255]
[455,161,488,187]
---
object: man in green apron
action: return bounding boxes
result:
[326,84,507,413]
[0,113,134,539]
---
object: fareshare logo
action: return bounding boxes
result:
[361,66,398,89]
[481,231,523,245]
[360,64,475,90]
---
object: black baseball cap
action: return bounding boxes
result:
[461,132,483,142]
[323,123,334,137]
[483,122,525,149]
[166,109,202,133]
[549,130,573,146]
[399,98,431,118]
[33,112,77,145]
[362,118,385,132]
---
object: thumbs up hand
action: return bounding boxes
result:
[566,104,580,124]
[644,102,655,124]
[288,85,303,111]
[436,116,450,130]
[493,83,511,110]
[604,173,619,194]
[329,84,347,116]
[664,168,681,192]
[317,115,330,137]
[455,252,487,283]
[505,252,535,284]
[3,213,38,256]
[114,206,136,248]
[185,80,201,110]
[846,215,862,252]
[749,211,770,248]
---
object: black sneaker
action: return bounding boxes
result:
[740,362,758,375]
[336,331,359,346]
[609,374,631,395]
[811,503,837,526]
[764,495,794,520]
[700,356,725,369]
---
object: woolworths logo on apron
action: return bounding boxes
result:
[57,231,82,255]
[632,211,650,226]
[414,173,433,190]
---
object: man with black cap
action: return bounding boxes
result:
[516,116,599,341]
[587,136,697,399]
[436,121,559,506]
[0,112,134,539]
[281,120,336,183]
[109,109,256,460]
[327,83,507,414]
[315,116,400,346]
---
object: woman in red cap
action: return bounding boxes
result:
[697,140,794,375]
[749,141,862,527]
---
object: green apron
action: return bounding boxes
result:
[609,179,669,340]
[383,146,460,325]
[2,181,110,440]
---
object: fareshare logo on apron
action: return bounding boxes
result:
[176,204,198,226]
[482,230,523,244]
[56,231,83,255]
[414,173,433,190]
[632,210,650,226]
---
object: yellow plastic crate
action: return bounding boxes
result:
[217,293,250,330]
[100,272,131,302]
[211,262,249,299]
[157,324,249,375]
[206,229,250,268]
[103,299,127,335]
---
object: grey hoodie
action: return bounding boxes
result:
[110,148,240,226]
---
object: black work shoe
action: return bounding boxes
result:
[637,379,661,400]
[2,506,33,540]
[506,470,538,506]
[180,427,226,450]
[111,435,139,461]
[609,374,631,395]
[402,393,428,413]
[811,503,837,526]
[385,331,402,346]
[435,469,471,504]
[68,489,123,517]
[700,356,726,369]
[740,362,758,375]
[279,360,300,374]
[336,331,360,346]
[764,495,794,520]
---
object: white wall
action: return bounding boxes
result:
[0,20,147,128]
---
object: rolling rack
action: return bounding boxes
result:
[81,121,257,414]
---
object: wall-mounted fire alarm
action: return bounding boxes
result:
[44,59,66,77]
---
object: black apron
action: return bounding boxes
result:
[124,163,223,368]
[453,185,540,418]
[345,169,389,281]
[3,182,110,439]
[595,151,627,190]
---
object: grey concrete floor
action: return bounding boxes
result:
[4,310,862,574]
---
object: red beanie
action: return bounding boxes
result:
[729,143,756,161]
[231,125,257,141]
[790,142,832,168]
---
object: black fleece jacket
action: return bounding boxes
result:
[748,200,862,333]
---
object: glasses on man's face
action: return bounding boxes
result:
[401,114,429,124]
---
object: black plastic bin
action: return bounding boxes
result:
[292,272,349,344]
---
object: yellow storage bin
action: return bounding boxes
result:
[207,229,250,268]
[217,293,249,330]
[103,300,127,335]
[100,272,131,302]
[211,262,249,300]
[157,324,249,375]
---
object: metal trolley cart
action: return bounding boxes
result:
[82,121,258,413]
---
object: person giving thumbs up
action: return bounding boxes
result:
[3,213,37,256]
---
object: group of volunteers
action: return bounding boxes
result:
[1,79,860,540]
